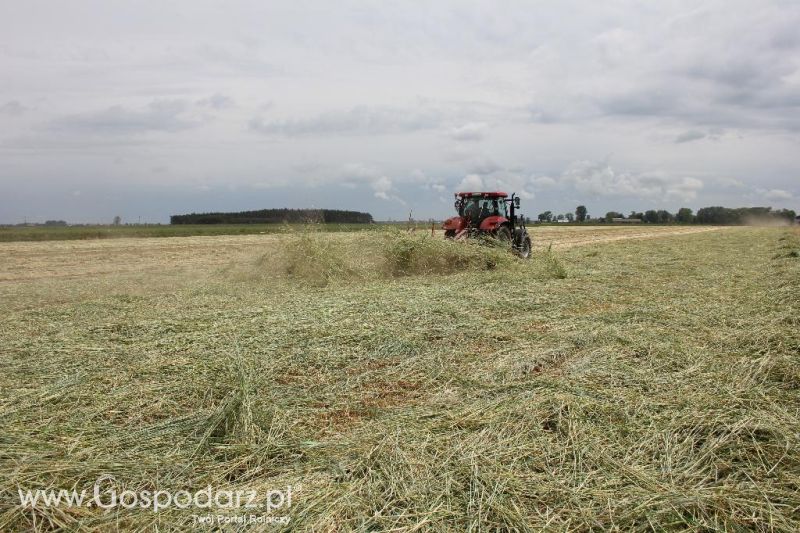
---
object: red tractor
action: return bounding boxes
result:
[442,191,532,259]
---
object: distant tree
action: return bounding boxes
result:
[170,208,373,225]
[629,211,644,220]
[565,212,574,222]
[676,207,694,223]
[695,206,769,224]
[557,214,565,221]
[44,220,67,226]
[113,216,122,226]
[575,205,588,222]
[657,210,674,223]
[605,211,624,222]
[538,211,553,222]
[644,210,659,223]
[696,206,728,224]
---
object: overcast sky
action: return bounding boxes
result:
[1,0,798,223]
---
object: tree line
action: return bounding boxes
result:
[170,208,374,225]
[537,206,797,224]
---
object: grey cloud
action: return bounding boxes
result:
[598,91,681,118]
[564,6,800,134]
[683,60,772,90]
[48,100,200,135]
[675,130,706,143]
[196,93,234,110]
[528,106,560,124]
[468,159,502,176]
[675,128,726,144]
[250,105,444,136]
[0,100,28,116]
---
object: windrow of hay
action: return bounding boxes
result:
[268,230,520,286]
[381,232,515,277]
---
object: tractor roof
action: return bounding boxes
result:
[456,191,508,198]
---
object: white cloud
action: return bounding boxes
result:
[371,176,393,199]
[761,188,793,200]
[493,171,535,199]
[449,122,487,141]
[340,163,404,204]
[412,169,447,193]
[562,160,703,201]
[531,176,556,188]
[457,174,484,191]
[666,177,704,201]
[712,177,745,189]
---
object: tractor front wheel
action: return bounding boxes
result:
[444,230,456,239]
[493,226,513,247]
[515,233,532,259]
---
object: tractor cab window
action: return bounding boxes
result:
[459,197,481,219]
[493,199,507,218]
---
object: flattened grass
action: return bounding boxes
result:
[1,228,799,530]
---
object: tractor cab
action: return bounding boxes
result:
[457,194,508,223]
[445,192,518,231]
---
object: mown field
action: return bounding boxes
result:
[0,223,716,243]
[1,226,798,531]
[0,223,388,243]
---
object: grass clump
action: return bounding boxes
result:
[279,232,356,286]
[382,232,514,277]
[543,244,568,279]
[772,230,800,259]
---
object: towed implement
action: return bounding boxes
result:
[442,191,532,259]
